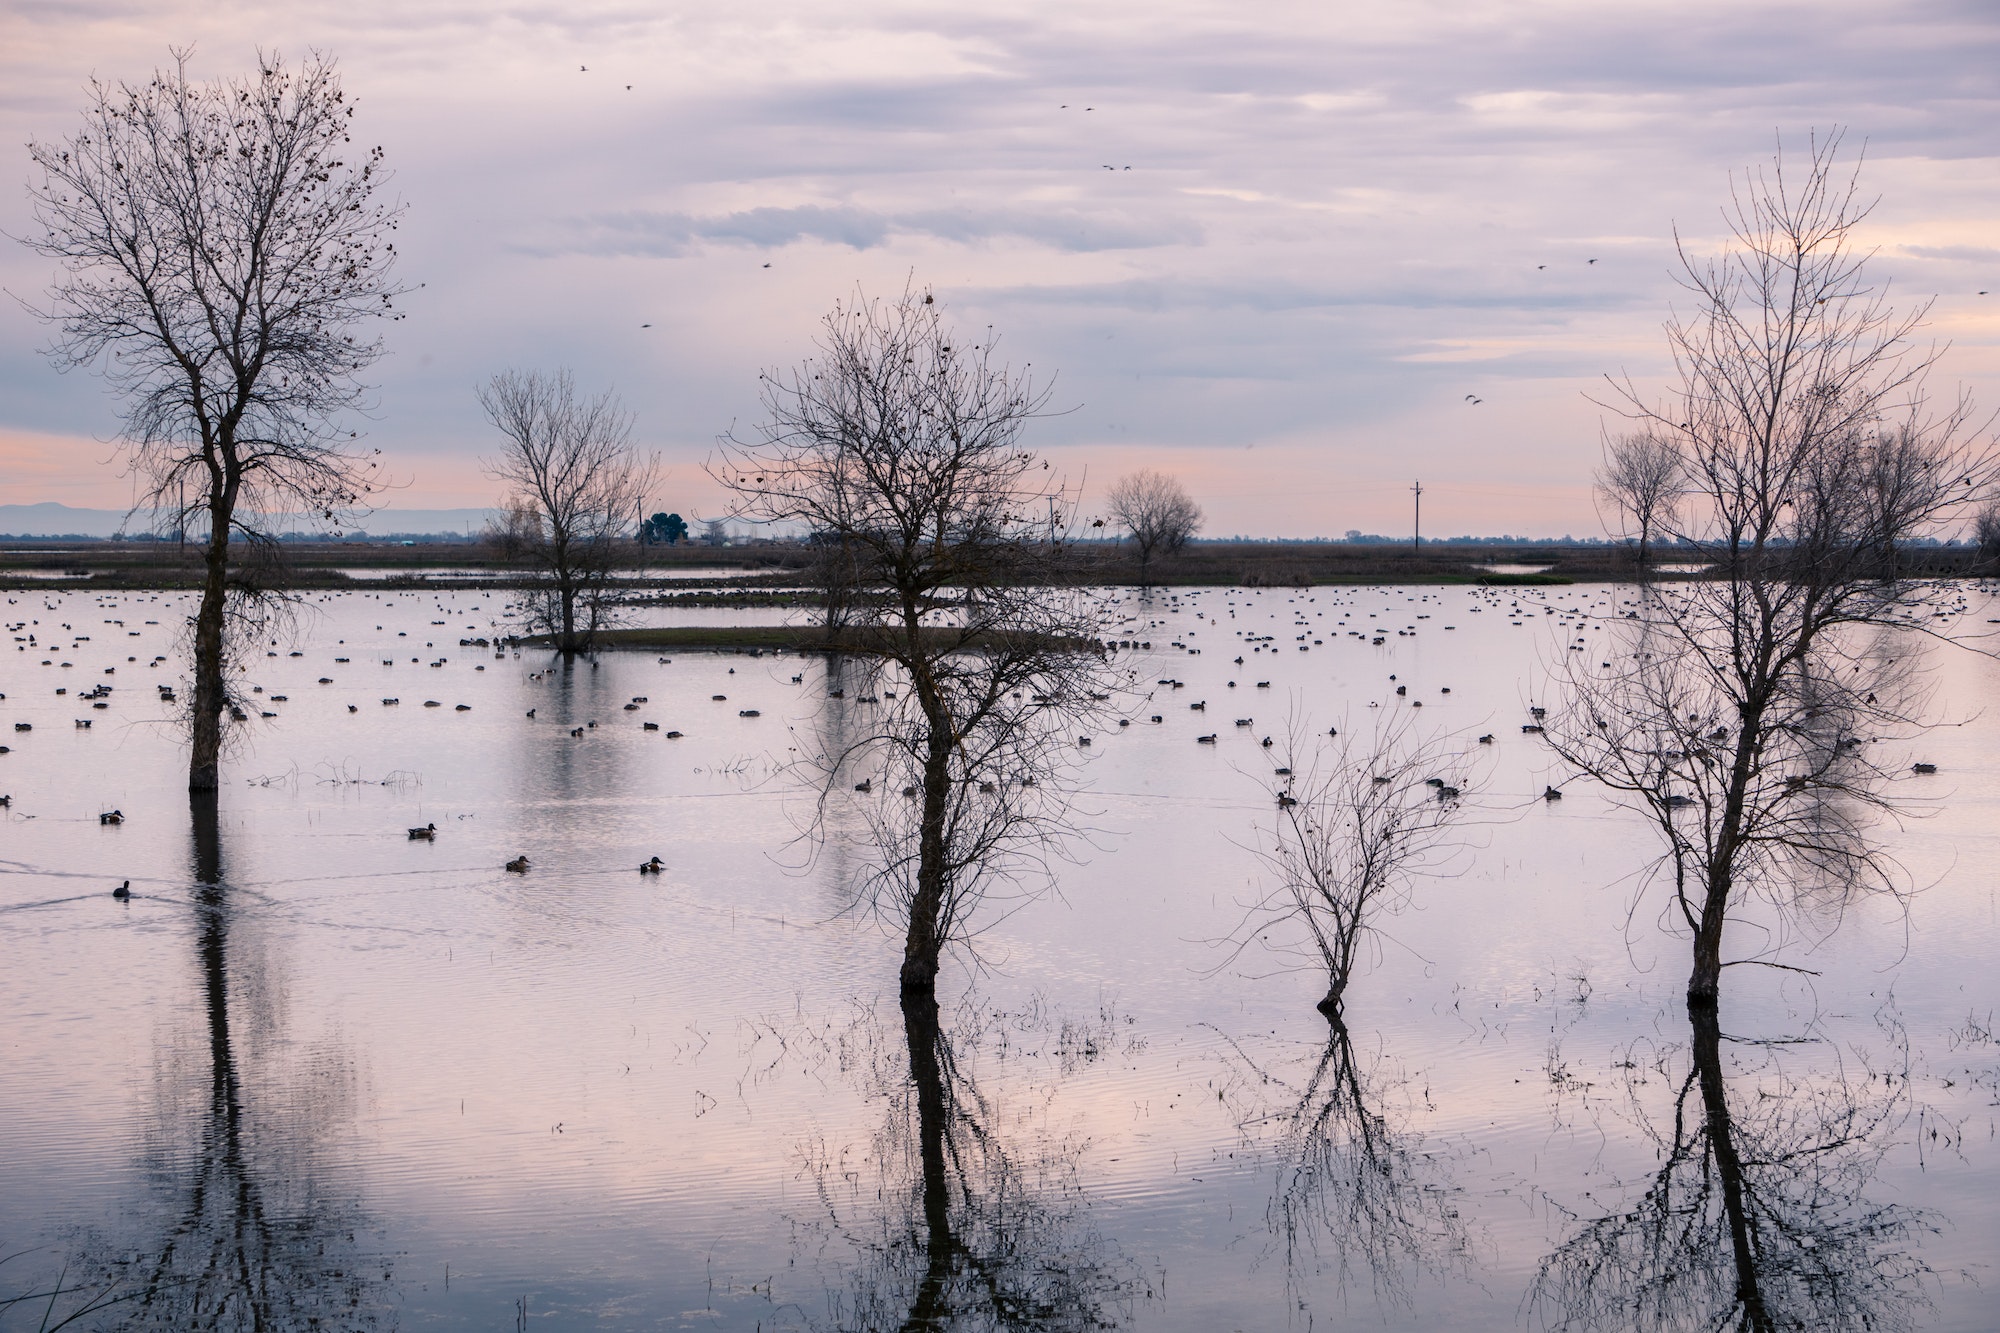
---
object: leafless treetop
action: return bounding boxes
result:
[24,50,406,532]
[1609,129,1992,590]
[1594,430,1683,562]
[1105,469,1202,566]
[714,285,1074,597]
[479,368,658,650]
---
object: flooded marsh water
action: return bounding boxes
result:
[2,582,1997,1330]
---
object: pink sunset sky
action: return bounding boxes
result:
[2,0,1996,537]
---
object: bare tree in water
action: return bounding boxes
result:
[715,285,1113,994]
[1974,500,2000,569]
[1104,469,1202,587]
[1237,712,1474,1016]
[1595,429,1684,567]
[23,51,406,790]
[480,368,659,654]
[1545,131,1997,1009]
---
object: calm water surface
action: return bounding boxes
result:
[331,566,770,582]
[2,582,1996,1330]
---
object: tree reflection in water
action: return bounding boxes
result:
[68,795,396,1330]
[796,994,1144,1331]
[1236,1018,1471,1313]
[1530,1003,1936,1332]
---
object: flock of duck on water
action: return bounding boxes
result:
[401,820,665,876]
[13,581,1947,902]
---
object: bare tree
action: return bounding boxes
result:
[714,285,1112,994]
[479,369,659,655]
[804,528,868,643]
[1104,469,1202,587]
[1238,712,1474,1016]
[23,51,406,791]
[1548,131,1997,1008]
[1594,429,1683,566]
[1858,424,1961,578]
[1973,500,2000,568]
[481,494,544,563]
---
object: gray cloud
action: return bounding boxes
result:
[1904,244,2000,262]
[554,204,1199,257]
[2,0,1996,535]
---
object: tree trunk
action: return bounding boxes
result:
[559,576,577,655]
[190,790,236,1114]
[1690,1000,1773,1329]
[1688,868,1729,1007]
[1690,702,1759,1008]
[902,712,955,995]
[190,788,223,887]
[188,510,231,792]
[901,991,955,1329]
[1320,929,1357,1017]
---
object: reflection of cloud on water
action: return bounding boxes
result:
[1530,1003,1937,1333]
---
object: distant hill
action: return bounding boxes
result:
[0,502,499,538]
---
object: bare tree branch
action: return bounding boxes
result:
[1104,469,1202,587]
[1555,129,1998,1007]
[712,284,1116,993]
[21,49,406,789]
[1234,709,1477,1016]
[478,368,659,654]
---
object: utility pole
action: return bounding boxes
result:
[1411,479,1423,554]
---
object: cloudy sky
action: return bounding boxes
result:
[3,0,1997,537]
